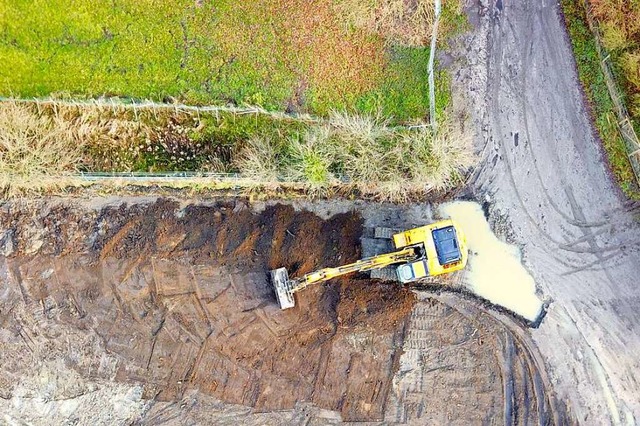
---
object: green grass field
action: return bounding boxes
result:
[0,0,461,122]
[0,0,474,199]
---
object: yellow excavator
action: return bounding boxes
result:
[270,219,468,309]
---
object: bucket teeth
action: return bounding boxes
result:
[270,267,296,309]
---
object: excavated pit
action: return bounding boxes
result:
[0,198,415,421]
[0,197,559,424]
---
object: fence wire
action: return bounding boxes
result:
[76,171,352,182]
[0,96,432,131]
[0,96,321,123]
[580,0,640,185]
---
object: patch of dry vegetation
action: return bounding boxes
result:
[0,103,84,195]
[331,112,473,200]
[235,111,473,201]
[0,102,473,201]
[335,0,464,47]
[234,136,282,182]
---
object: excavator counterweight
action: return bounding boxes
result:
[270,220,468,310]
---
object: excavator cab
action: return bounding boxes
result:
[270,219,467,309]
[392,220,467,283]
[393,219,468,283]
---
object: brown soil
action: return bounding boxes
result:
[0,198,416,421]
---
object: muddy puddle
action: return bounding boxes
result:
[439,201,544,322]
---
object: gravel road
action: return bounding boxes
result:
[457,0,640,423]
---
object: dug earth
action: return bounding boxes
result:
[0,198,415,421]
[0,197,558,424]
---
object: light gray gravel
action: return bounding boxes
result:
[455,0,640,423]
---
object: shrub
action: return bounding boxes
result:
[286,127,336,188]
[600,22,629,52]
[234,135,281,182]
[620,51,640,91]
[0,103,84,194]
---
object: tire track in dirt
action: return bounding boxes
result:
[491,8,606,256]
[432,292,560,425]
[485,0,636,262]
[459,0,640,421]
[0,196,558,423]
[0,198,417,422]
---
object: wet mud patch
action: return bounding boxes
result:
[0,198,415,421]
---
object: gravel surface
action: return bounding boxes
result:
[456,0,640,422]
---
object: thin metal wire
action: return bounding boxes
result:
[0,96,432,132]
[75,171,352,183]
[580,0,640,184]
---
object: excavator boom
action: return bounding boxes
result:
[296,247,417,291]
[271,247,418,309]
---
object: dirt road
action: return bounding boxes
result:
[456,0,640,422]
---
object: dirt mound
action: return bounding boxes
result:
[336,279,415,331]
[0,198,416,421]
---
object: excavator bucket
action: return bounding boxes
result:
[270,267,296,310]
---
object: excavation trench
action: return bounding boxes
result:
[0,198,415,421]
[0,197,554,423]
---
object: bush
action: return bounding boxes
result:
[0,103,85,194]
[285,127,337,188]
[234,136,281,182]
[620,52,640,91]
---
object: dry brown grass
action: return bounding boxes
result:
[234,136,281,182]
[281,110,474,201]
[0,102,158,196]
[0,102,473,201]
[359,118,473,200]
[334,0,463,47]
[0,103,84,196]
[335,0,433,46]
[590,0,640,50]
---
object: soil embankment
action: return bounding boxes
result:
[0,196,559,424]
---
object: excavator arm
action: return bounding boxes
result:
[271,247,418,309]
